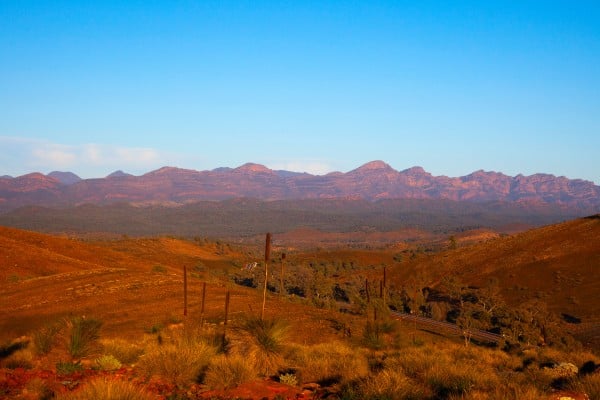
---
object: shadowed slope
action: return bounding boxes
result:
[388,215,600,320]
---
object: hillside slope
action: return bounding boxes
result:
[388,215,600,321]
[0,227,356,346]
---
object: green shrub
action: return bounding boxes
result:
[66,316,102,358]
[95,354,122,371]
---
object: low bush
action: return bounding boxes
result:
[204,354,256,390]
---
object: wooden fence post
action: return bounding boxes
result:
[183,265,188,317]
[280,253,286,296]
[261,233,271,320]
[383,266,387,307]
[223,290,230,341]
[200,282,206,327]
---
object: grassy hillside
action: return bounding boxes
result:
[386,215,600,320]
[1,219,599,399]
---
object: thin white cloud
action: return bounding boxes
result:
[32,145,77,168]
[0,136,170,178]
[267,160,335,175]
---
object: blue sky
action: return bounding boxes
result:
[1,1,599,183]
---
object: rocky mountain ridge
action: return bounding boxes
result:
[1,161,599,212]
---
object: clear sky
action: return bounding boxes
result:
[1,1,599,183]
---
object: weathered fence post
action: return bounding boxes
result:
[261,233,271,320]
[223,290,230,341]
[383,266,387,307]
[280,253,286,296]
[183,265,188,317]
[200,281,206,327]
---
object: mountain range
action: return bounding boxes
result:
[1,161,599,213]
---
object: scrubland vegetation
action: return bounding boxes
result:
[1,300,598,399]
[1,218,599,399]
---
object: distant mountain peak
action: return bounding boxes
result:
[359,160,393,170]
[350,160,396,174]
[212,167,233,173]
[107,170,133,178]
[400,166,431,177]
[234,163,272,173]
[48,171,82,185]
[144,166,191,176]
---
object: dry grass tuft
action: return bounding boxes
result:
[56,377,155,400]
[137,327,216,387]
[286,341,369,385]
[95,354,122,371]
[235,316,289,376]
[381,343,501,398]
[33,322,61,355]
[100,338,144,365]
[204,354,257,390]
[357,368,430,399]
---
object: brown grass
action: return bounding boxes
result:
[204,354,256,390]
[100,338,144,365]
[56,377,155,400]
[136,325,216,387]
[286,342,369,385]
